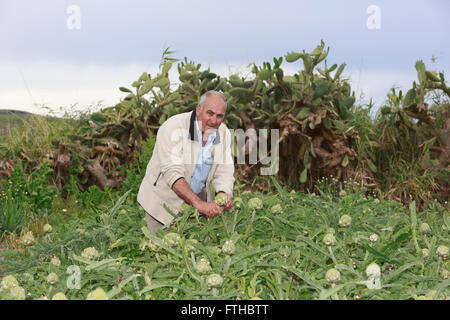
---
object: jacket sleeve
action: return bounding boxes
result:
[155,120,186,189]
[211,128,235,196]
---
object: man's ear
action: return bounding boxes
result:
[196,104,200,117]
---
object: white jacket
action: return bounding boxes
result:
[137,110,235,225]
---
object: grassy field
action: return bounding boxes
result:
[1,43,448,300]
[0,180,448,300]
[0,104,449,300]
[0,110,34,133]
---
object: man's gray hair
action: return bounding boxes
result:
[199,90,227,112]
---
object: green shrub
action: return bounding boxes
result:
[120,130,156,195]
[76,185,110,211]
[26,161,57,213]
[0,182,30,238]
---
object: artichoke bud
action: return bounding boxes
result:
[325,268,340,284]
[206,274,224,289]
[323,233,336,246]
[195,258,212,275]
[248,197,263,211]
[338,215,352,228]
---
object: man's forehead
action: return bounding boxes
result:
[203,96,226,113]
[204,107,225,115]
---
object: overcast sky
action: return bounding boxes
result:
[1,0,449,116]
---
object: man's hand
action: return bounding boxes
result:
[195,201,222,218]
[217,192,232,211]
[171,178,226,219]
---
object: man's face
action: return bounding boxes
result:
[196,95,226,136]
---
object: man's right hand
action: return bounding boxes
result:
[171,178,222,218]
[195,201,222,218]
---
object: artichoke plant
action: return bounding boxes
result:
[436,245,448,259]
[43,223,53,233]
[1,275,19,290]
[195,258,212,275]
[164,233,181,247]
[81,247,99,260]
[364,262,381,290]
[20,231,34,246]
[215,193,228,206]
[206,274,224,289]
[419,222,431,234]
[325,268,340,284]
[52,292,68,300]
[338,215,352,228]
[248,197,263,211]
[270,204,283,214]
[323,233,336,246]
[222,240,236,255]
[46,272,59,285]
[86,288,108,300]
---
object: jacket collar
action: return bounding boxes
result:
[189,110,221,145]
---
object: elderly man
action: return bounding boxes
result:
[137,90,235,235]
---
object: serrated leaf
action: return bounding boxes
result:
[319,284,345,300]
[108,274,142,299]
[383,262,419,283]
[362,244,397,264]
[85,257,126,271]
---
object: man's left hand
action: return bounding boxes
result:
[217,192,232,211]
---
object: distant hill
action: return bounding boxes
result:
[0,109,34,116]
[0,109,77,138]
[0,109,37,133]
[0,109,33,114]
